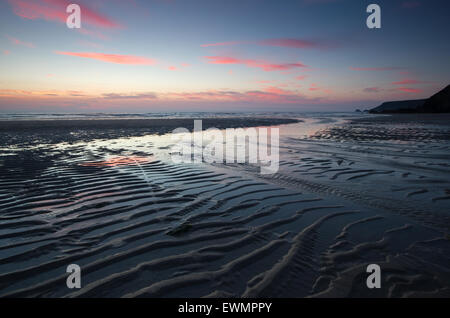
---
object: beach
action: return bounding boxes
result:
[0,113,449,297]
[0,117,299,147]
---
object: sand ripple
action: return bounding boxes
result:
[0,116,449,297]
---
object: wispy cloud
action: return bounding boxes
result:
[264,86,291,95]
[7,0,121,29]
[305,83,331,94]
[0,88,80,97]
[103,92,157,99]
[167,63,190,71]
[396,87,422,93]
[67,90,85,97]
[55,51,156,65]
[205,56,307,72]
[166,88,318,104]
[392,79,422,85]
[0,88,328,110]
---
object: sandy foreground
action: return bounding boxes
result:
[0,114,449,297]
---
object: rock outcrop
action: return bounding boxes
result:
[369,85,450,114]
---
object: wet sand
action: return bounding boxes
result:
[0,114,449,298]
[0,117,299,146]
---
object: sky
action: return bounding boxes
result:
[0,0,449,113]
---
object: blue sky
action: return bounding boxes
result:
[0,0,449,112]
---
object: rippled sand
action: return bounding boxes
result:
[0,115,449,297]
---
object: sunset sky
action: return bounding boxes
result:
[0,0,449,112]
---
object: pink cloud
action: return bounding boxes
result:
[7,0,121,28]
[309,83,320,91]
[102,92,157,100]
[55,51,156,65]
[164,87,314,104]
[306,83,331,93]
[205,56,307,72]
[392,79,421,85]
[264,86,291,95]
[6,35,34,48]
[244,89,313,103]
[3,50,11,55]
[0,87,327,110]
[396,87,422,93]
[295,75,307,81]
[167,63,190,71]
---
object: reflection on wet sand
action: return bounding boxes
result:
[0,114,449,297]
[80,156,155,168]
